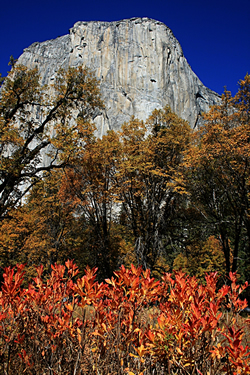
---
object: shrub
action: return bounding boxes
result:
[0,262,249,374]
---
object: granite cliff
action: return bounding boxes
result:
[17,17,220,134]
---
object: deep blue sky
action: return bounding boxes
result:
[1,0,249,96]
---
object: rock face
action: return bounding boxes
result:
[17,17,220,134]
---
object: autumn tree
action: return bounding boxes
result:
[0,169,85,281]
[185,74,250,277]
[0,62,103,220]
[173,236,226,282]
[59,128,134,279]
[117,106,191,273]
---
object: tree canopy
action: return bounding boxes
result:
[185,74,250,278]
[0,62,250,287]
[0,63,103,220]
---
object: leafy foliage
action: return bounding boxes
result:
[0,170,80,281]
[1,61,250,300]
[173,236,226,282]
[0,63,103,219]
[185,74,250,278]
[117,107,191,272]
[0,262,249,374]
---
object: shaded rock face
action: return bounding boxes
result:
[18,17,220,135]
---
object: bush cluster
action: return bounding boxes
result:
[1,261,249,374]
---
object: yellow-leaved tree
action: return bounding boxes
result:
[59,126,135,279]
[0,61,103,220]
[185,74,250,277]
[117,106,191,273]
[0,170,83,281]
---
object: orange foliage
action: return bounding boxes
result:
[173,236,226,281]
[185,74,250,275]
[0,170,81,281]
[59,106,192,276]
[0,262,249,374]
[0,63,103,219]
[117,107,191,271]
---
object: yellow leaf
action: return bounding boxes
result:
[176,347,183,356]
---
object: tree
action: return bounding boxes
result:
[117,106,191,272]
[60,128,129,279]
[173,236,226,282]
[185,74,250,277]
[59,107,191,277]
[0,62,103,220]
[0,170,83,282]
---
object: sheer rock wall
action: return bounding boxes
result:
[17,17,220,135]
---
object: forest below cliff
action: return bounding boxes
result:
[1,61,250,375]
[0,62,250,294]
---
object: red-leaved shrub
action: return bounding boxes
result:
[0,262,249,374]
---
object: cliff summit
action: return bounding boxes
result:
[17,17,220,134]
